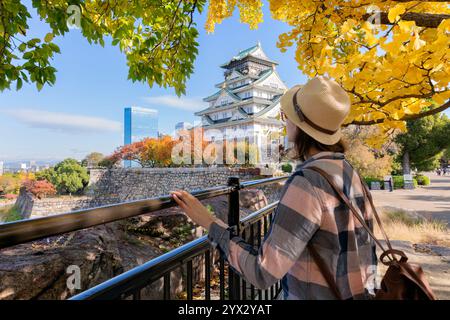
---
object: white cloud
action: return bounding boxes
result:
[1,108,122,133]
[142,95,207,111]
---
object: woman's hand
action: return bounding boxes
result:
[170,190,216,231]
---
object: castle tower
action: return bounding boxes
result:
[195,42,288,164]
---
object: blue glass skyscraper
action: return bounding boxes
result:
[124,106,159,167]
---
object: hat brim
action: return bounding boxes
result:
[280,85,342,145]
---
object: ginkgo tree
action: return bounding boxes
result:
[2,0,449,139]
[0,0,206,95]
[206,0,450,140]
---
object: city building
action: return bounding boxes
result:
[124,106,159,167]
[195,42,288,165]
[0,161,3,176]
[28,160,40,173]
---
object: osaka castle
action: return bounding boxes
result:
[195,42,288,164]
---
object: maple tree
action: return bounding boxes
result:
[22,179,57,199]
[206,0,450,139]
[108,135,177,167]
[141,135,177,167]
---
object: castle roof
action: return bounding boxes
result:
[220,42,278,68]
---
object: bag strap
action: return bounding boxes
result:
[304,166,394,259]
[357,175,395,254]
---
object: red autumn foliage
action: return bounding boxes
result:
[1,194,17,200]
[22,179,57,199]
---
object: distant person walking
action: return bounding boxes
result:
[172,77,377,300]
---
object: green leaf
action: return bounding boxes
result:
[18,43,27,52]
[16,78,23,90]
[48,43,60,53]
[27,38,41,48]
[23,51,33,59]
[44,33,54,43]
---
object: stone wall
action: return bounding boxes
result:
[0,199,16,207]
[14,167,269,219]
[86,167,261,201]
[16,191,121,219]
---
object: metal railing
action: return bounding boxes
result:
[0,175,288,300]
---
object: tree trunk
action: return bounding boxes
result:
[402,151,411,175]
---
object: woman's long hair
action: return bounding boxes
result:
[291,128,347,162]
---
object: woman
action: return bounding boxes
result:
[171,76,377,300]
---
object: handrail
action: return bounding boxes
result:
[240,201,279,227]
[0,175,288,249]
[0,185,231,249]
[240,176,288,189]
[69,201,279,300]
[70,236,211,300]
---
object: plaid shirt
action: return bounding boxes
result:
[208,152,377,300]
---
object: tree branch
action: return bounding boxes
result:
[403,100,450,121]
[362,12,450,28]
[347,100,450,126]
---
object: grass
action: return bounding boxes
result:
[0,205,22,223]
[375,209,450,247]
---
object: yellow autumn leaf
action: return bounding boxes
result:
[398,20,416,32]
[388,4,406,23]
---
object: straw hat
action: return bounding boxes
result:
[280,76,351,145]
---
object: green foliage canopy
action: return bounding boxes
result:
[0,0,206,95]
[36,158,89,194]
[395,113,450,171]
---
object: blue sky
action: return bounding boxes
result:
[0,3,304,162]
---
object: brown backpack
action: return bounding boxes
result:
[306,166,436,300]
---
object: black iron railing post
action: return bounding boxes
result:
[227,176,241,300]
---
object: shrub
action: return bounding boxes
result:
[281,163,293,173]
[22,179,57,199]
[345,139,393,180]
[0,174,21,195]
[2,205,21,222]
[392,176,418,189]
[363,177,383,189]
[392,176,404,189]
[415,175,431,186]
